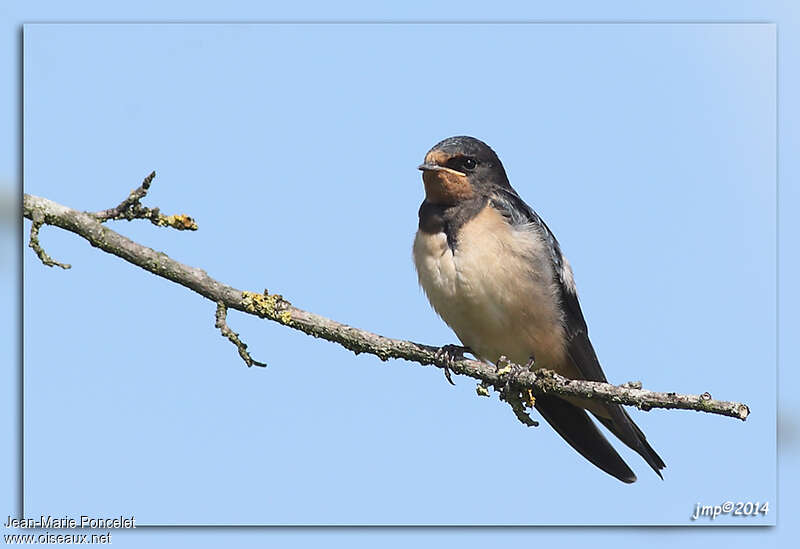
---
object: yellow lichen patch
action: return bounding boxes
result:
[496,365,511,376]
[159,214,198,231]
[242,290,290,321]
[243,291,276,316]
[476,384,490,397]
[526,389,536,408]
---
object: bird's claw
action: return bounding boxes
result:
[498,354,536,400]
[434,344,470,386]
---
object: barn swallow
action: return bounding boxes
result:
[413,136,665,483]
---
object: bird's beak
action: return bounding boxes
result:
[418,163,465,176]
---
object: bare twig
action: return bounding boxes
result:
[27,210,71,269]
[215,302,267,368]
[22,188,751,422]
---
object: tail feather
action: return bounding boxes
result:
[535,394,637,483]
[593,408,666,478]
[561,330,667,480]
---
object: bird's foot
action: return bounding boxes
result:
[496,355,532,377]
[524,355,536,371]
[497,355,537,405]
[496,355,518,397]
[434,344,471,386]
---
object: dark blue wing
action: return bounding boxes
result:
[490,186,666,478]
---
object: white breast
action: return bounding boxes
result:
[412,206,568,369]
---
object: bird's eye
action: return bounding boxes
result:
[462,158,477,171]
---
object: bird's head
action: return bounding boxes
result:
[418,136,510,206]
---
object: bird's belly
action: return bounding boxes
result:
[413,222,567,368]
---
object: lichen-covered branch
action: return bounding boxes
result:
[91,171,198,230]
[22,190,751,422]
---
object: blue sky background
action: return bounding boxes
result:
[21,21,778,525]
[3,1,798,548]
